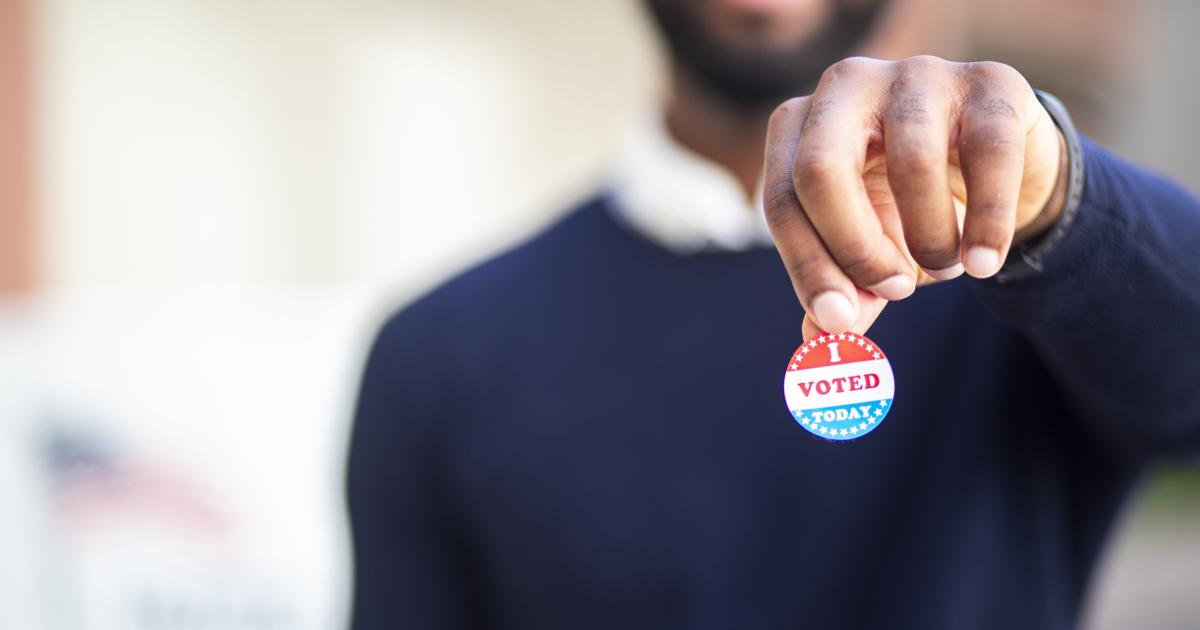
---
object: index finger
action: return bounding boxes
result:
[764,96,862,333]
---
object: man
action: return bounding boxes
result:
[347,1,1200,628]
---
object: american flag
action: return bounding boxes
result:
[43,426,230,538]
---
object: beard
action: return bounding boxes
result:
[645,1,888,112]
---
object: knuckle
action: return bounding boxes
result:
[969,96,1021,122]
[822,56,875,83]
[786,252,829,285]
[966,60,1019,83]
[963,61,1031,105]
[804,97,835,127]
[886,58,949,122]
[769,96,808,128]
[763,181,799,222]
[792,148,836,186]
[897,54,945,74]
[970,200,1014,222]
[891,142,943,179]
[885,94,930,125]
[907,237,958,266]
[836,240,888,281]
[887,68,915,97]
[963,129,1022,160]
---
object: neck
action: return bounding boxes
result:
[663,68,771,201]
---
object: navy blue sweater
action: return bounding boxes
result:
[347,139,1200,630]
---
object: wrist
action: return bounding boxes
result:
[1013,127,1069,246]
[994,89,1087,284]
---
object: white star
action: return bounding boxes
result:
[819,426,829,434]
[874,408,883,416]
[868,417,876,424]
[790,362,798,370]
[879,400,888,407]
[808,340,818,349]
[865,344,873,352]
[840,428,848,436]
[872,352,881,359]
[801,417,810,426]
[846,333,857,342]
[837,333,846,340]
[849,426,859,434]
[856,338,865,346]
[858,422,868,430]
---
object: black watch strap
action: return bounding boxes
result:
[994,89,1087,284]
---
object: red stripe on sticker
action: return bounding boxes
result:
[786,332,888,371]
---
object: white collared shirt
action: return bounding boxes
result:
[608,115,775,255]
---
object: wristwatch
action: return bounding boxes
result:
[994,89,1087,284]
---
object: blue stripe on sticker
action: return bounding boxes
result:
[791,399,892,440]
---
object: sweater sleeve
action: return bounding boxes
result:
[974,137,1200,456]
[345,308,484,629]
[973,137,1200,460]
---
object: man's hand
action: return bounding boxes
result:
[763,56,1068,339]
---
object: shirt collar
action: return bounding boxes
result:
[608,114,775,255]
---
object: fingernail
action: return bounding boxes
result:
[924,263,964,281]
[867,274,916,300]
[810,291,857,332]
[964,247,1001,278]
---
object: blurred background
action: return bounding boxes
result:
[1,0,1197,628]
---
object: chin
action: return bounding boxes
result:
[645,0,887,109]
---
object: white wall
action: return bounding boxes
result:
[35,0,658,293]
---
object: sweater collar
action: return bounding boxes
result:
[608,114,775,255]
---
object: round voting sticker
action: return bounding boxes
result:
[784,333,894,441]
